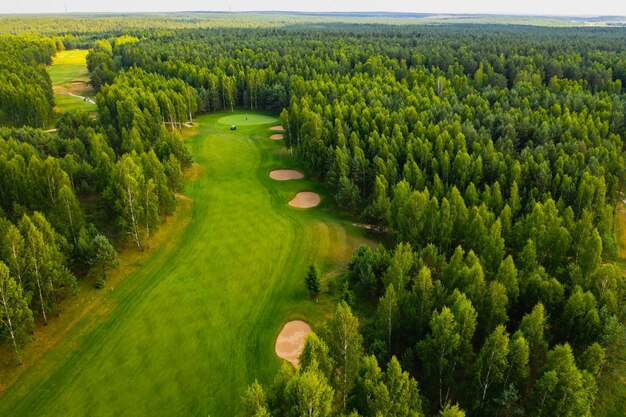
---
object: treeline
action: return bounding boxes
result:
[0,35,57,128]
[0,44,195,362]
[106,26,626,115]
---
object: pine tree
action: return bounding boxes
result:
[305,265,321,299]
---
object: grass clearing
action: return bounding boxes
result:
[217,113,278,126]
[53,94,96,113]
[48,49,90,86]
[0,113,374,417]
[48,49,96,115]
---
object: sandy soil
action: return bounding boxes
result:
[54,81,94,98]
[270,170,304,180]
[270,125,284,131]
[288,192,320,208]
[275,320,312,366]
[270,134,284,140]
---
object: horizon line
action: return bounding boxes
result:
[0,10,625,19]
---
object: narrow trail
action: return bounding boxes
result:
[66,92,96,104]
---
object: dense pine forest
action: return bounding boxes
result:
[0,15,624,417]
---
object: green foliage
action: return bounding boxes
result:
[305,265,321,298]
[531,344,595,417]
[1,17,626,417]
[0,261,34,363]
[322,302,364,411]
[0,35,55,127]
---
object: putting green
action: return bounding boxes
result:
[0,113,372,417]
[217,113,278,126]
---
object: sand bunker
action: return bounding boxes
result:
[270,134,284,140]
[275,320,312,366]
[289,192,320,208]
[270,170,304,180]
[270,125,284,131]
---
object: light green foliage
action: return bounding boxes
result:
[418,307,461,408]
[285,365,334,417]
[375,284,398,353]
[520,303,549,371]
[475,325,510,403]
[323,302,364,411]
[532,344,595,417]
[561,286,601,347]
[299,333,334,381]
[438,403,465,417]
[242,381,269,417]
[0,261,34,363]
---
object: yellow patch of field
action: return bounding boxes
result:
[51,49,89,66]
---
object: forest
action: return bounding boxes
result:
[0,15,624,417]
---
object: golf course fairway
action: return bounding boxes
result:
[0,112,372,417]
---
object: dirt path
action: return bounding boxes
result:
[67,92,96,104]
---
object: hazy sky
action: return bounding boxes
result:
[1,0,626,16]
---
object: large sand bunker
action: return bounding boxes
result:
[270,125,284,131]
[289,192,320,208]
[270,170,304,180]
[270,134,284,140]
[275,320,312,366]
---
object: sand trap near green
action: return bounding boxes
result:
[275,321,312,366]
[0,113,373,417]
[218,114,278,126]
[289,192,321,208]
[270,170,304,180]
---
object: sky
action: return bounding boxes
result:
[1,0,626,16]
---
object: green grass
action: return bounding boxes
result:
[47,49,96,116]
[53,95,96,113]
[48,50,90,87]
[0,113,373,417]
[217,113,280,126]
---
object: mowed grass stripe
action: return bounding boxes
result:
[48,49,89,86]
[0,113,371,417]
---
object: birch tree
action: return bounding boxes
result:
[376,284,398,354]
[1,224,25,288]
[323,301,363,411]
[418,307,460,408]
[475,325,510,405]
[109,154,145,250]
[19,214,51,325]
[0,262,33,364]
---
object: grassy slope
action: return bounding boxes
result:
[48,49,96,114]
[0,112,372,417]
